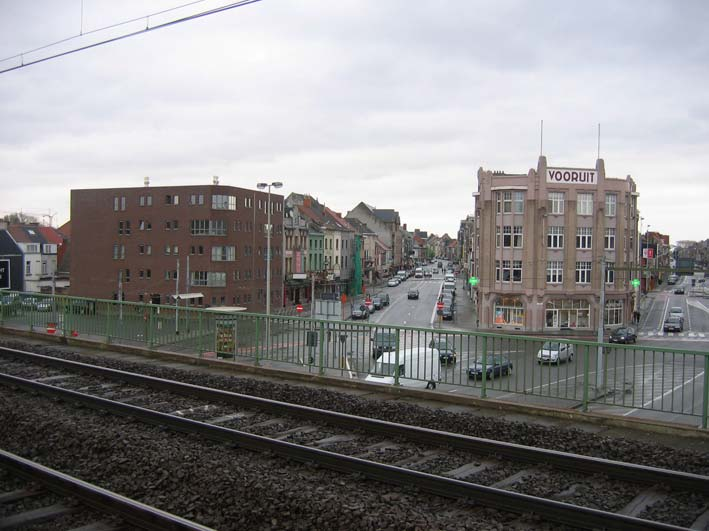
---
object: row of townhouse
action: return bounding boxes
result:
[65,184,431,312]
[0,221,69,293]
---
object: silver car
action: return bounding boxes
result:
[537,341,575,364]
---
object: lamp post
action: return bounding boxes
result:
[645,224,651,293]
[257,181,283,354]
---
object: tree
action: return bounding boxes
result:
[2,212,38,224]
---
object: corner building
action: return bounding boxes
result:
[474,156,639,333]
[71,184,284,311]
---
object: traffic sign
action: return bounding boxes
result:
[631,278,640,288]
[296,304,304,313]
[436,301,444,310]
[468,276,479,287]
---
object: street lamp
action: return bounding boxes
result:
[257,181,283,355]
[645,224,651,293]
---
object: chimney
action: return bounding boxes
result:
[403,223,407,231]
[213,175,219,185]
[304,196,312,207]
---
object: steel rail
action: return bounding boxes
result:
[0,370,691,531]
[2,346,707,494]
[0,449,215,531]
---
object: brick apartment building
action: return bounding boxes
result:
[474,156,639,332]
[70,184,284,311]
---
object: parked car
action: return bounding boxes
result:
[609,327,637,344]
[387,278,400,287]
[429,338,457,364]
[441,304,454,320]
[35,299,53,312]
[423,269,432,278]
[20,296,40,310]
[372,296,383,310]
[0,294,20,315]
[378,293,390,306]
[363,299,375,313]
[371,331,397,358]
[537,341,575,364]
[663,316,684,333]
[674,287,685,295]
[467,356,513,380]
[407,289,419,300]
[351,304,369,320]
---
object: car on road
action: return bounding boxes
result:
[467,356,513,380]
[429,338,457,364]
[371,331,397,358]
[351,304,369,320]
[387,278,400,287]
[372,296,383,310]
[35,299,53,312]
[423,269,432,278]
[674,287,685,295]
[20,296,41,310]
[441,304,454,320]
[537,341,575,364]
[669,306,684,321]
[407,289,419,300]
[663,316,684,333]
[609,327,637,344]
[377,293,390,306]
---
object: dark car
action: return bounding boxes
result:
[663,316,684,333]
[429,338,457,364]
[371,331,397,358]
[407,289,419,300]
[372,296,383,310]
[441,304,454,320]
[468,357,513,380]
[378,293,390,306]
[609,327,637,344]
[674,287,685,295]
[351,304,369,320]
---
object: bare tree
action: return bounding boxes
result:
[2,212,39,224]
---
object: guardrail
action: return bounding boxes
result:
[2,291,708,427]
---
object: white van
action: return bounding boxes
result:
[414,267,423,278]
[444,273,455,284]
[365,347,440,389]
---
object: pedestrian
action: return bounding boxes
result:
[633,310,640,324]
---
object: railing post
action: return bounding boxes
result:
[197,309,203,357]
[318,322,325,376]
[481,335,488,398]
[394,328,401,386]
[147,304,155,349]
[582,344,590,412]
[105,301,112,344]
[254,318,261,367]
[702,355,709,429]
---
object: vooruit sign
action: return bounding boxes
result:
[546,167,597,185]
[0,259,9,289]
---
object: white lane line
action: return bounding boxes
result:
[657,297,670,333]
[622,371,705,416]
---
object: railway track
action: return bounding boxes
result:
[0,448,214,530]
[1,345,708,530]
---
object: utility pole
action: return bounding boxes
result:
[118,270,123,320]
[175,259,180,335]
[596,256,606,398]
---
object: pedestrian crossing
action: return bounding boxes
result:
[638,331,708,341]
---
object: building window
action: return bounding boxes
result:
[212,246,236,261]
[165,194,179,205]
[139,195,152,207]
[577,193,593,216]
[25,260,31,274]
[605,193,617,217]
[513,191,524,213]
[173,245,178,255]
[502,226,512,247]
[575,261,592,283]
[547,261,563,284]
[493,297,524,326]
[605,300,623,325]
[606,262,615,284]
[576,227,592,249]
[495,227,500,248]
[513,226,523,248]
[547,226,564,249]
[501,260,511,282]
[545,299,590,329]
[495,260,500,281]
[146,269,152,279]
[190,194,204,205]
[605,228,616,250]
[496,191,513,213]
[113,197,119,211]
[549,192,565,215]
[190,219,226,236]
[512,260,522,282]
[139,244,145,255]
[212,194,237,210]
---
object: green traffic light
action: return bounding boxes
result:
[631,278,640,288]
[469,276,479,286]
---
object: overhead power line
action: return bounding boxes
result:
[0,0,263,75]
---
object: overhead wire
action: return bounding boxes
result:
[0,0,263,74]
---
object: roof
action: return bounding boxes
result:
[58,220,71,238]
[346,218,377,235]
[37,226,64,245]
[372,209,399,224]
[8,225,46,245]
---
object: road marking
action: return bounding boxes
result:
[622,371,705,417]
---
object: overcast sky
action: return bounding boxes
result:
[1,0,707,241]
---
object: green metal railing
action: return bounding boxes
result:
[1,291,708,427]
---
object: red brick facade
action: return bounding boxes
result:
[70,185,284,311]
